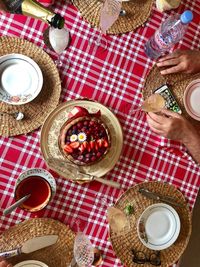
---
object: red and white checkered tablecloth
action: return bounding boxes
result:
[0,0,200,266]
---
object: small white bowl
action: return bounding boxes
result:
[0,53,43,105]
[184,79,200,121]
[14,260,48,267]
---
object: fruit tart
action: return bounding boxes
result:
[59,106,110,165]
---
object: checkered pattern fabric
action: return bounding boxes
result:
[0,0,200,266]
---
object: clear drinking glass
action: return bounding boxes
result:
[89,0,122,51]
[48,27,70,67]
[95,192,130,235]
[43,26,70,68]
[73,232,94,267]
[67,218,94,267]
[130,94,166,118]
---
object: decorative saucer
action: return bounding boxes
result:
[0,53,43,105]
[15,168,56,198]
[14,260,48,267]
[184,79,200,121]
[137,203,180,250]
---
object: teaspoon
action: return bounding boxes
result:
[0,111,24,120]
[120,9,126,16]
[3,194,31,216]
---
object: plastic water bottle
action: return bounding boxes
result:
[144,10,193,60]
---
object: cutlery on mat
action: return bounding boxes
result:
[0,235,58,258]
[3,194,31,216]
[138,188,185,208]
[138,219,148,243]
[47,158,121,189]
[0,111,24,120]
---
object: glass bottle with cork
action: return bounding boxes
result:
[2,0,65,29]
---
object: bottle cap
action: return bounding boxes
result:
[180,10,193,24]
[51,14,65,29]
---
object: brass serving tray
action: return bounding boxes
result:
[40,99,123,178]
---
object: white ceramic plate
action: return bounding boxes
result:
[15,168,56,198]
[0,53,43,105]
[184,79,200,121]
[137,203,180,250]
[14,260,48,267]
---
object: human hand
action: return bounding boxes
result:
[156,50,200,75]
[146,109,195,143]
[0,1,7,12]
[0,257,12,267]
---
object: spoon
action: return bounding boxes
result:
[120,9,126,16]
[0,111,24,120]
[3,194,31,216]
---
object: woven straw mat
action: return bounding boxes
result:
[0,37,61,137]
[0,218,75,267]
[109,181,191,267]
[72,0,154,34]
[143,65,200,134]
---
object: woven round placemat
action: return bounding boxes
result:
[0,37,61,137]
[0,218,75,267]
[109,181,191,267]
[143,65,200,134]
[72,0,154,34]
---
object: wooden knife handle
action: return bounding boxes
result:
[0,248,21,258]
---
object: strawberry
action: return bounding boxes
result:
[87,142,91,152]
[64,144,73,153]
[82,141,88,149]
[79,143,85,153]
[95,142,99,151]
[90,140,95,150]
[103,139,109,148]
[97,139,104,148]
[70,141,80,149]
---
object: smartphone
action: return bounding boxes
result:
[154,84,182,114]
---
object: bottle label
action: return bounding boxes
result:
[4,0,23,13]
[154,30,169,50]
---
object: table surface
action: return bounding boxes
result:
[0,0,200,266]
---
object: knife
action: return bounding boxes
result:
[138,188,185,208]
[47,158,121,189]
[0,235,58,259]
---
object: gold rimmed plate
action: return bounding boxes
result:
[40,99,123,179]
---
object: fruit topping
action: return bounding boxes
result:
[69,141,80,149]
[90,140,95,149]
[103,140,109,148]
[61,116,110,165]
[79,143,85,153]
[64,144,73,153]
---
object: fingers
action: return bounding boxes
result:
[157,50,187,75]
[157,58,180,67]
[159,64,185,75]
[147,112,169,124]
[159,109,181,119]
[157,50,182,62]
